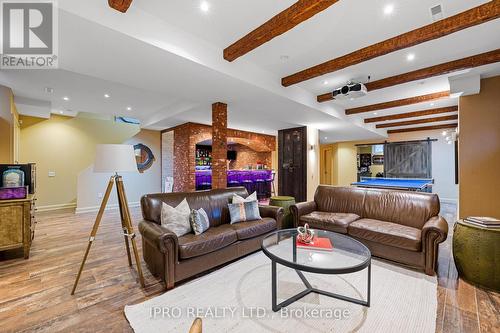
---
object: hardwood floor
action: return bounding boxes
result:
[435,203,500,333]
[0,204,498,332]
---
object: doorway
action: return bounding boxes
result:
[278,126,307,202]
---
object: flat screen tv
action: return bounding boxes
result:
[227,150,237,161]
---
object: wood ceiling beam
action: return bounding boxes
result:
[376,115,458,128]
[282,1,500,86]
[364,106,458,123]
[387,123,457,134]
[223,0,340,62]
[108,0,133,13]
[345,91,450,115]
[317,49,500,103]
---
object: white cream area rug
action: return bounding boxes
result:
[125,252,437,333]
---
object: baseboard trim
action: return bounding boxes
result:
[37,203,77,212]
[75,201,140,214]
[439,198,458,204]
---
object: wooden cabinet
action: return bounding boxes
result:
[0,195,35,259]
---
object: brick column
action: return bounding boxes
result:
[212,102,227,189]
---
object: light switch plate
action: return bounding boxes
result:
[48,171,56,177]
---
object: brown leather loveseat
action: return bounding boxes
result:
[139,187,283,289]
[290,185,448,275]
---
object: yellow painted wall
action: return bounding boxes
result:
[11,93,20,163]
[307,127,320,201]
[459,75,500,218]
[19,114,141,209]
[0,85,14,163]
[336,142,359,186]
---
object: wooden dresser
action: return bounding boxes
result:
[0,195,36,259]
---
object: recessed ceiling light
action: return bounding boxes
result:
[126,106,132,111]
[406,53,415,61]
[383,4,395,15]
[323,80,329,85]
[430,102,435,106]
[104,94,110,98]
[324,137,328,140]
[62,96,69,101]
[59,110,63,114]
[200,1,209,12]
[442,131,447,136]
[373,112,378,115]
[350,97,354,101]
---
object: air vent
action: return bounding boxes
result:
[430,4,443,21]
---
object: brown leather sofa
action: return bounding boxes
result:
[290,185,448,275]
[139,187,283,290]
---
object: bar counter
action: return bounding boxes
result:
[195,169,273,194]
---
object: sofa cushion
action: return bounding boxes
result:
[178,224,237,259]
[230,217,276,240]
[363,189,440,229]
[299,211,360,233]
[348,218,422,251]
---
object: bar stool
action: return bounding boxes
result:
[264,171,276,197]
[227,172,241,188]
[199,173,211,190]
[241,172,255,194]
[255,174,267,200]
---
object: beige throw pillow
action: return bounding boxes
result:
[232,191,257,204]
[160,198,191,237]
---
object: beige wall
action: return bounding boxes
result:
[11,95,20,163]
[76,129,161,213]
[0,85,14,163]
[459,75,500,218]
[307,127,320,201]
[19,114,142,210]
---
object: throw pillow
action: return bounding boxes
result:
[228,201,261,224]
[190,208,210,235]
[232,191,257,204]
[160,198,191,237]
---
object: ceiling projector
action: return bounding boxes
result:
[332,82,367,99]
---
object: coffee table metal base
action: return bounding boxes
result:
[271,260,371,312]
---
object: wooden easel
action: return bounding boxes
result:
[71,174,145,295]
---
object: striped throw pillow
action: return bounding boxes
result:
[228,201,261,224]
[190,208,210,235]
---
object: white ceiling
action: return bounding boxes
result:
[2,0,499,143]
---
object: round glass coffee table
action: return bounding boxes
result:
[261,229,371,311]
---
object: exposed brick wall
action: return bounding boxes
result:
[212,103,228,189]
[165,122,276,192]
[161,130,174,192]
[228,144,272,170]
[173,123,191,192]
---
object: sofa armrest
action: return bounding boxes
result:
[289,201,317,227]
[139,220,179,258]
[421,216,448,275]
[259,205,284,230]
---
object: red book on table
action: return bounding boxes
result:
[296,237,333,251]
